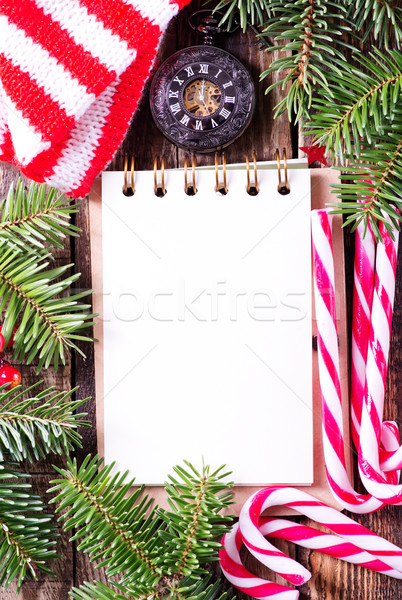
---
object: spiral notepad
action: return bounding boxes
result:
[94,157,317,488]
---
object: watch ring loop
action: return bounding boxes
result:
[184,155,197,195]
[154,156,166,196]
[246,150,259,195]
[123,156,135,196]
[275,148,290,195]
[215,152,227,194]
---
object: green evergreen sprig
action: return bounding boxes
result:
[307,48,402,160]
[0,383,90,462]
[49,456,234,600]
[69,574,232,600]
[0,180,80,251]
[0,383,89,591]
[258,0,353,123]
[0,464,59,591]
[329,124,402,236]
[345,0,402,48]
[159,462,233,577]
[305,49,402,236]
[215,0,273,30]
[0,179,95,371]
[0,241,95,371]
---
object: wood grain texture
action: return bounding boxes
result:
[1,0,401,598]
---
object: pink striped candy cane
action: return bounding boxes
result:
[220,488,402,599]
[220,523,299,600]
[358,219,402,502]
[350,219,400,476]
[311,210,384,512]
[258,517,402,579]
[350,219,376,450]
[240,487,402,576]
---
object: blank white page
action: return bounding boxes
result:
[101,165,313,485]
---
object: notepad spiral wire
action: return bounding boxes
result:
[122,149,291,198]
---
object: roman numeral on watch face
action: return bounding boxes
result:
[165,62,240,133]
[170,102,180,115]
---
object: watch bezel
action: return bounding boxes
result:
[150,45,255,153]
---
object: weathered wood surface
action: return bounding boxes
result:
[1,0,401,598]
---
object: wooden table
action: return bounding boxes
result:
[1,1,401,598]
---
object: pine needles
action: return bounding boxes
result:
[0,383,89,591]
[49,457,235,600]
[0,383,90,461]
[0,179,95,371]
[0,464,59,590]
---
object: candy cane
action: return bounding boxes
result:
[350,219,375,450]
[311,210,384,512]
[258,517,402,578]
[350,211,400,473]
[358,220,402,501]
[220,488,402,599]
[240,488,402,576]
[220,522,299,600]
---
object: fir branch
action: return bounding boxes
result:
[345,0,402,49]
[307,48,402,160]
[330,122,402,237]
[49,458,234,600]
[0,383,89,462]
[259,0,353,123]
[0,463,58,591]
[0,241,95,371]
[214,0,273,30]
[49,455,163,598]
[0,179,80,251]
[69,580,133,600]
[69,574,234,600]
[158,462,234,578]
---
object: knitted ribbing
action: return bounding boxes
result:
[0,0,190,196]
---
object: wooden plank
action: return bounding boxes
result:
[1,0,402,598]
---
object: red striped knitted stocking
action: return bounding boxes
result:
[0,0,190,197]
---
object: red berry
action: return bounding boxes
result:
[0,333,4,352]
[0,365,21,389]
[0,324,18,348]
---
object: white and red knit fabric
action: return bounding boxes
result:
[0,0,190,197]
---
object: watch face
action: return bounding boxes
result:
[183,79,222,117]
[150,46,255,152]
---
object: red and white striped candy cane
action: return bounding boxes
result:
[311,210,384,512]
[358,220,402,501]
[258,517,402,579]
[351,219,400,473]
[220,522,299,600]
[220,488,402,599]
[240,487,402,576]
[350,219,375,450]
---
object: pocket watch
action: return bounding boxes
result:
[149,12,255,153]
